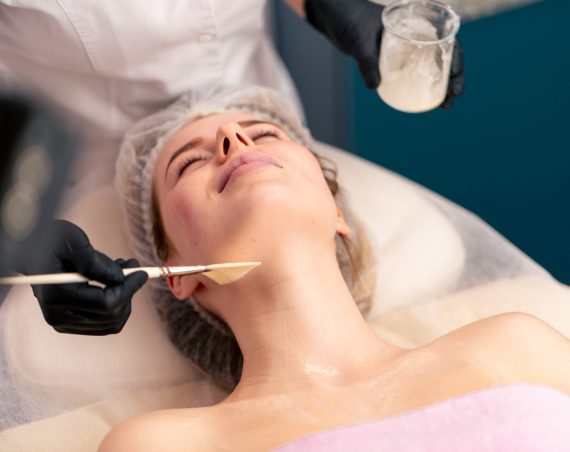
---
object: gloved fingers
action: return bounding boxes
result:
[54,220,124,284]
[40,303,117,326]
[32,282,103,310]
[107,270,149,301]
[52,220,89,257]
[66,283,130,316]
[439,66,464,110]
[116,258,141,269]
[96,271,148,312]
[53,324,127,336]
[69,283,120,314]
[50,303,131,335]
[358,56,381,90]
[37,268,147,315]
[79,303,130,335]
[53,220,125,285]
[439,95,454,111]
[449,71,465,97]
[439,39,464,110]
[354,23,383,89]
[62,303,129,325]
[77,249,125,286]
[450,38,464,79]
[305,0,384,90]
[448,38,465,98]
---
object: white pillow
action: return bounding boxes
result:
[315,142,465,317]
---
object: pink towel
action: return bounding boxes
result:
[275,384,570,451]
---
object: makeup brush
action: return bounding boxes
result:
[0,262,261,286]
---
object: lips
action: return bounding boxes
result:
[217,151,282,193]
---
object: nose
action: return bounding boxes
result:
[215,122,254,163]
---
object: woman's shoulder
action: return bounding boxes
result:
[440,312,570,393]
[97,406,212,452]
[448,311,559,337]
[436,311,567,346]
[454,311,569,347]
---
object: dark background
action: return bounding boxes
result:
[273,0,569,284]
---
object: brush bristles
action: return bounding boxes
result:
[203,262,261,285]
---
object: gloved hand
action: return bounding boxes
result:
[29,220,148,335]
[304,0,465,109]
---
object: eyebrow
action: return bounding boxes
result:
[164,138,203,179]
[164,119,281,180]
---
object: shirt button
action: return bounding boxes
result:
[197,34,213,43]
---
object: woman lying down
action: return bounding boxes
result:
[101,87,570,451]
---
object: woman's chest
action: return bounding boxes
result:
[199,349,518,450]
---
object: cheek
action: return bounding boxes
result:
[169,193,195,232]
[283,153,338,223]
[162,185,209,258]
[299,155,336,200]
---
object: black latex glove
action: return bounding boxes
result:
[305,0,464,109]
[30,220,148,335]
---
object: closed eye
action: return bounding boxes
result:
[250,130,280,142]
[175,129,280,179]
[176,154,208,178]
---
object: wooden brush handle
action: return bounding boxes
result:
[0,267,163,285]
[0,273,90,285]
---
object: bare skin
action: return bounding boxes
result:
[99,313,570,451]
[99,113,570,451]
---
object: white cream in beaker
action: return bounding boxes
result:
[378,0,460,113]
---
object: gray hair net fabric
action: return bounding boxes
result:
[115,85,374,389]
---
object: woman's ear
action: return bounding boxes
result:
[164,250,200,300]
[336,206,352,237]
[166,275,200,300]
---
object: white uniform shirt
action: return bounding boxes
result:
[0,0,301,196]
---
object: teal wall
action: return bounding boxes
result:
[351,0,569,284]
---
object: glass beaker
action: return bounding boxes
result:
[378,0,460,113]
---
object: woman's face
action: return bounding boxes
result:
[153,112,342,272]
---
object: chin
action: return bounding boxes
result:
[229,178,298,207]
[221,177,334,232]
[231,187,329,234]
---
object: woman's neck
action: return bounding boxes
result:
[204,239,404,400]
